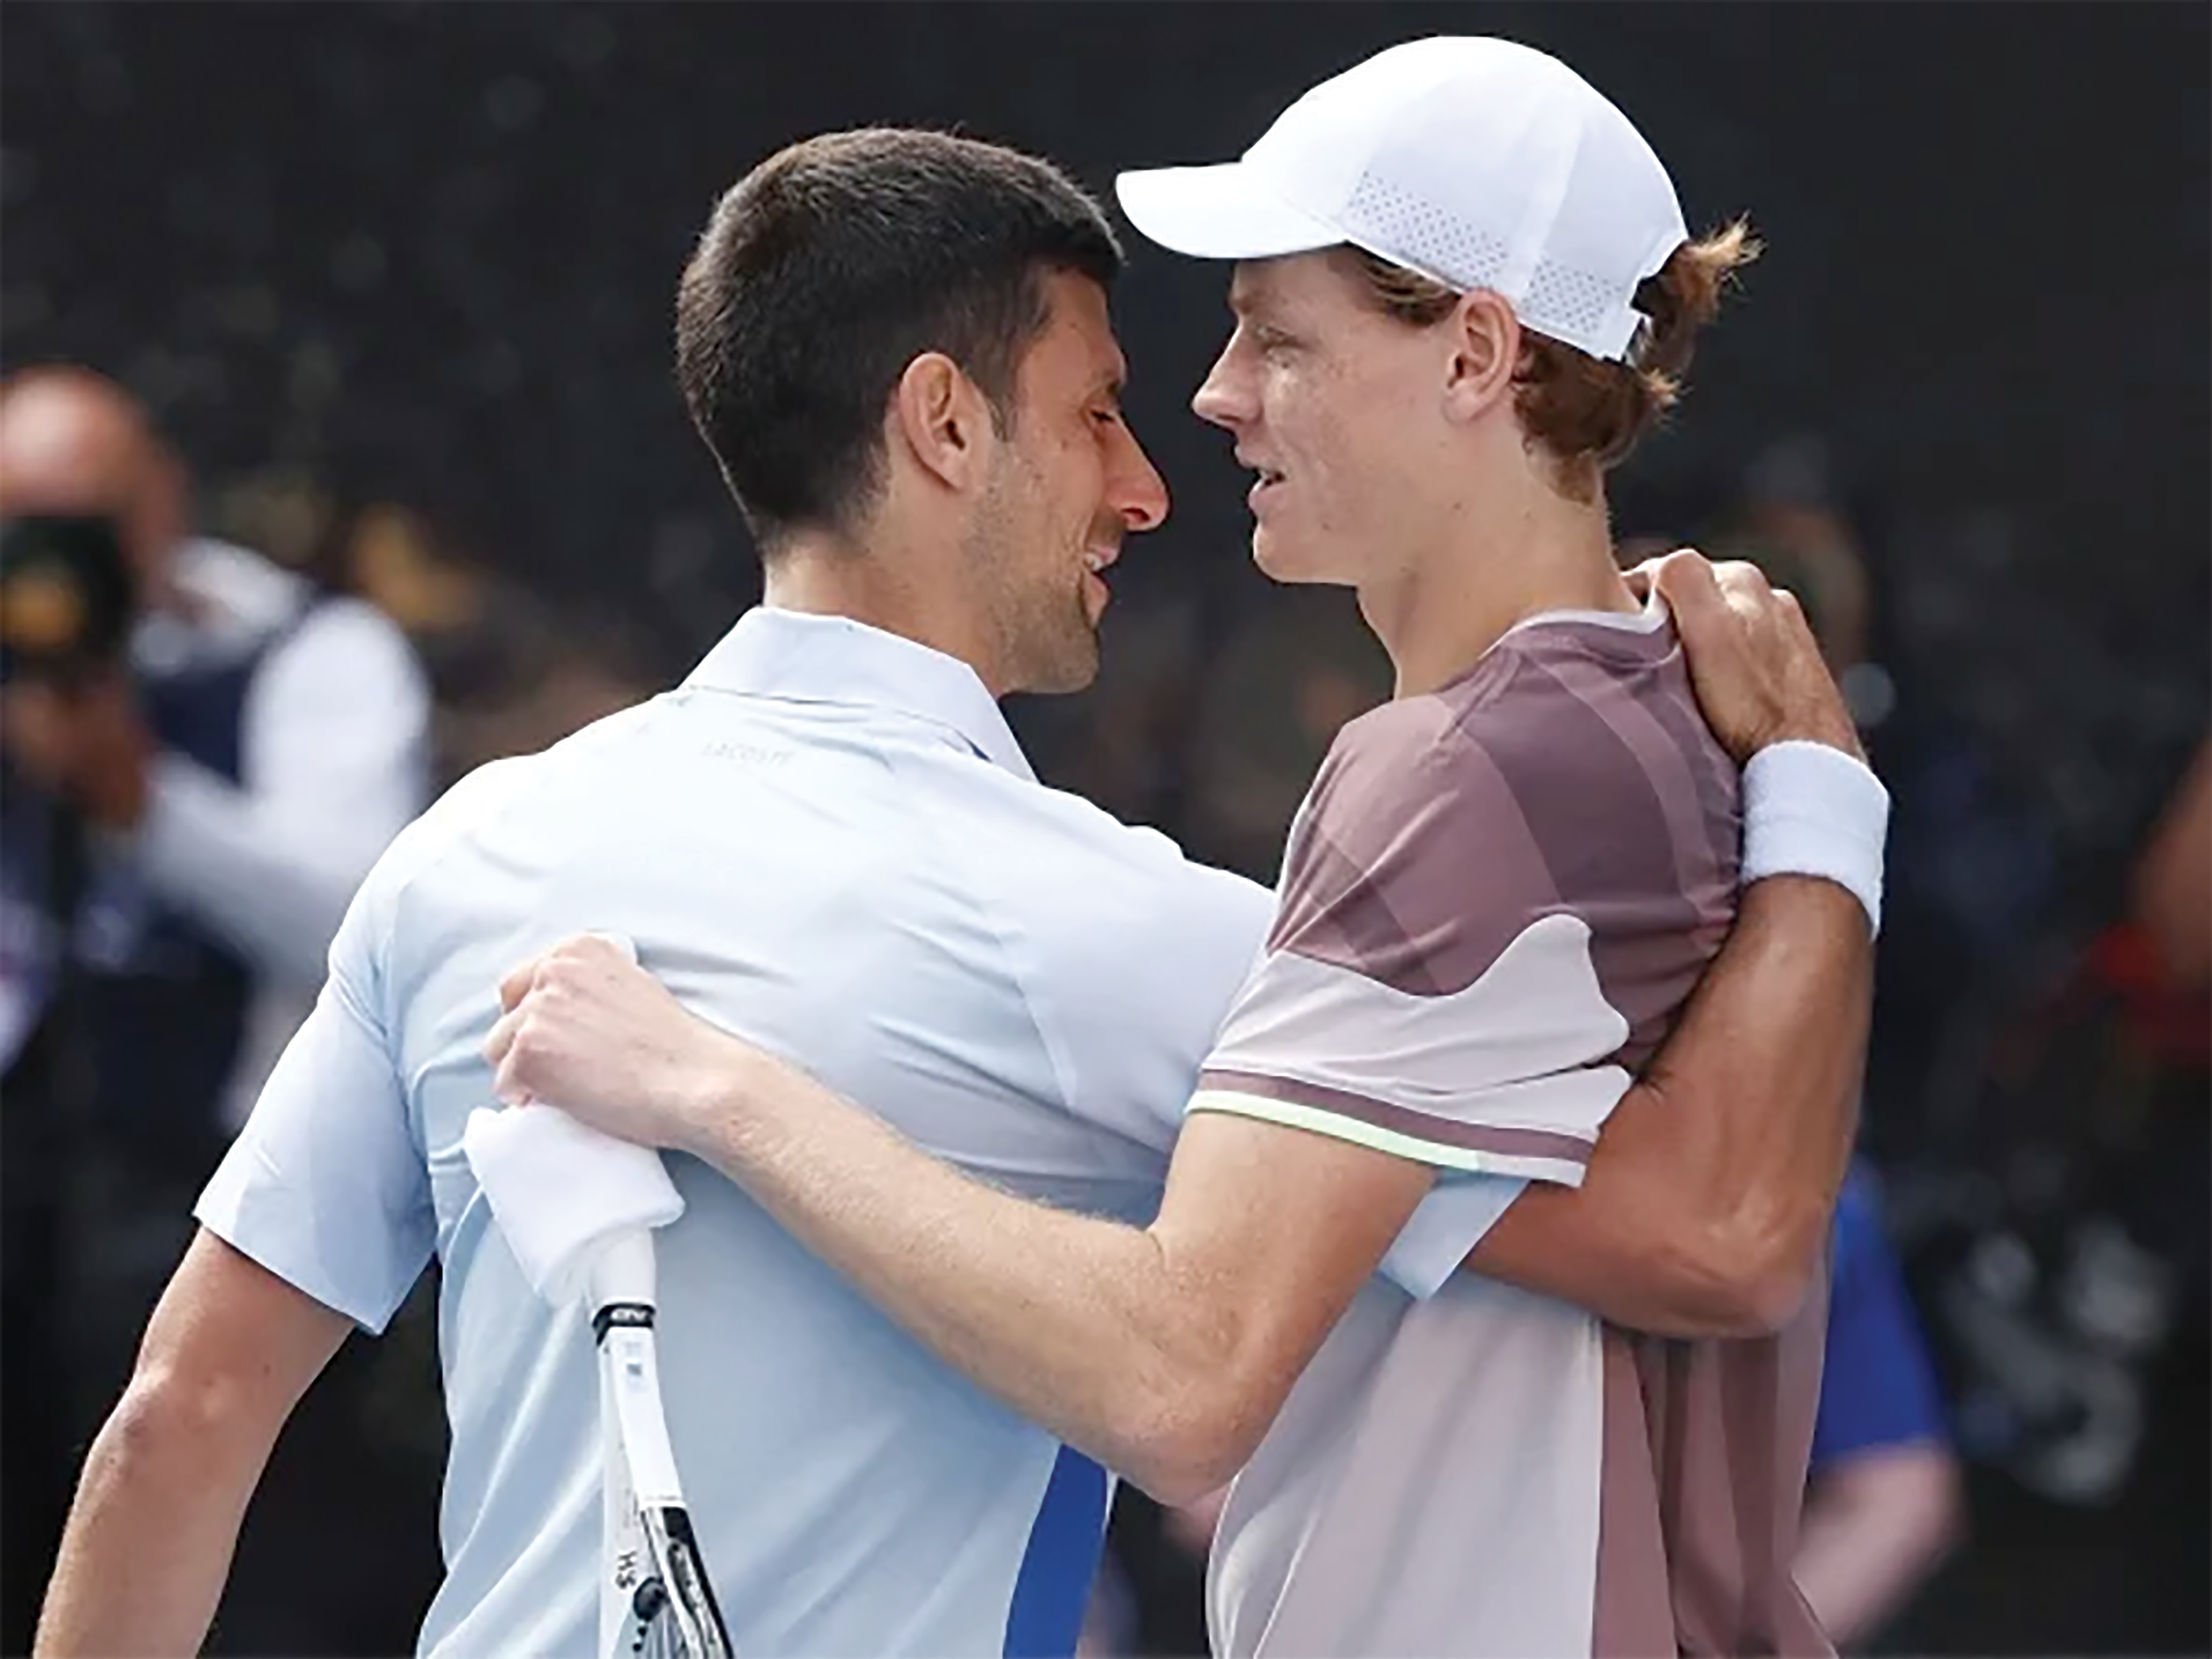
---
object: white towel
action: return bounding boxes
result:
[463,1104,685,1306]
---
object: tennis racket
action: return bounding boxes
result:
[588,1228,734,1658]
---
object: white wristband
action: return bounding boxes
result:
[1741,740,1890,935]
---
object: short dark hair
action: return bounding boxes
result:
[675,129,1123,550]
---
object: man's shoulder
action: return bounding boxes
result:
[279,588,418,661]
[1300,619,1732,861]
[1459,613,1733,795]
[253,594,428,739]
[174,536,308,619]
[1318,692,1458,779]
[957,758,1264,898]
[1293,692,1493,879]
[985,776,1274,951]
[1275,626,1732,988]
[354,752,545,915]
[1301,658,1613,833]
[1277,696,1567,994]
[399,698,665,847]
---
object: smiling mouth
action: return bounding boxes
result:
[1236,449,1286,488]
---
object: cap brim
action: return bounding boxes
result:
[1113,162,1342,261]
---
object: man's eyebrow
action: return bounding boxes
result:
[1227,281,1276,321]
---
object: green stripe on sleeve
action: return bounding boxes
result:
[1186,1089,1590,1184]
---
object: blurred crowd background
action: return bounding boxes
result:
[1,5,2205,1656]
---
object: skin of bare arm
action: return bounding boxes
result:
[34,1232,352,1657]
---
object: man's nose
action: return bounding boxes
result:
[1190,338,1255,433]
[1110,423,1169,533]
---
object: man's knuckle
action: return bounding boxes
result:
[1667,553,1721,591]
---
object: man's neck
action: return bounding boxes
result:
[1360,477,1635,699]
[760,532,1009,697]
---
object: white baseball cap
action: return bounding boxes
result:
[1115,37,1689,363]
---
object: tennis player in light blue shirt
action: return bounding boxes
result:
[199,604,1275,1655]
[35,127,1285,1658]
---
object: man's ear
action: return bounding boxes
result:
[889,352,995,493]
[1441,290,1522,423]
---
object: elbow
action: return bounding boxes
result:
[1092,1267,1297,1504]
[1115,1372,1278,1508]
[1723,1235,1822,1338]
[1126,1419,1259,1510]
[1659,1216,1825,1339]
[95,1364,261,1479]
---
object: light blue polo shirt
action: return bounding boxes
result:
[198,607,1279,1657]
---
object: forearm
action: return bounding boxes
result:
[675,1046,1241,1499]
[133,755,389,985]
[1794,1449,1964,1646]
[1473,877,1872,1335]
[35,1385,276,1656]
[1631,875,1872,1316]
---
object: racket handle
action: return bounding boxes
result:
[587,1227,657,1319]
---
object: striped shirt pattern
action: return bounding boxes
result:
[1195,605,1834,1657]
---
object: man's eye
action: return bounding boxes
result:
[1092,408,1124,427]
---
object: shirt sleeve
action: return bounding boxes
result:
[137,597,431,988]
[1190,704,1640,1297]
[1810,1169,1952,1469]
[1016,817,1277,1158]
[1192,703,1634,1181]
[193,871,435,1333]
[1376,1172,1529,1300]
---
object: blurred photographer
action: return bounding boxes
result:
[0,366,429,1647]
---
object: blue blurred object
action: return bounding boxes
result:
[1814,1164,1953,1471]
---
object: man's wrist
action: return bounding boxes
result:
[1766,714,1865,766]
[665,1046,730,1159]
[1741,741,1889,935]
[668,1031,770,1161]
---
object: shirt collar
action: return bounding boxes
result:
[682,606,1037,784]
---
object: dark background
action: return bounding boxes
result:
[2,4,2206,1655]
[4,5,2204,679]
